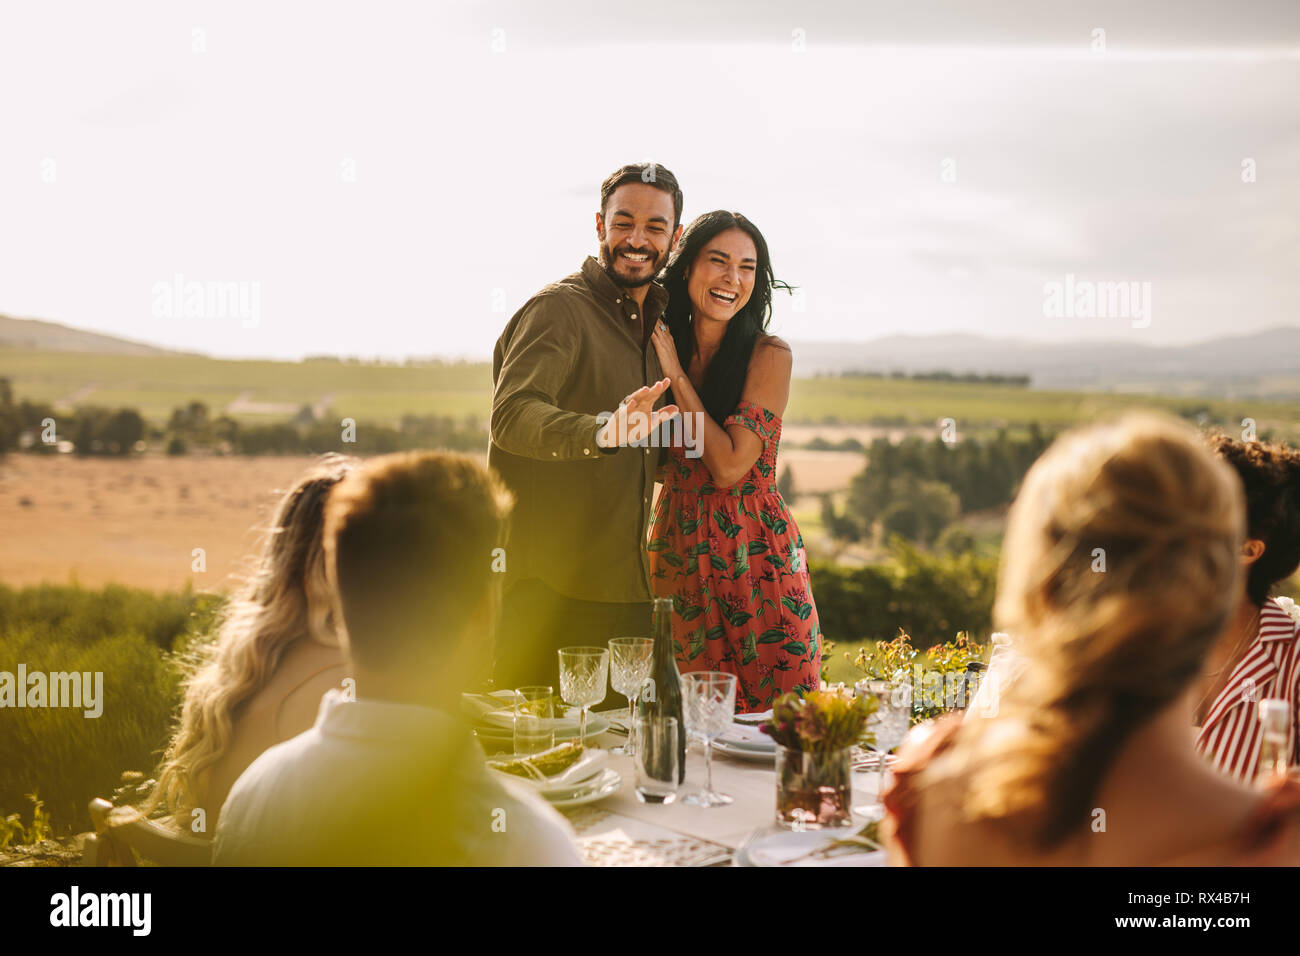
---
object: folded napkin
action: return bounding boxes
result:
[521,750,610,796]
[733,709,774,726]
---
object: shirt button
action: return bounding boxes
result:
[583,448,590,455]
[551,451,557,457]
[630,313,638,321]
[615,298,622,304]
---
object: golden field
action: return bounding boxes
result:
[0,449,861,589]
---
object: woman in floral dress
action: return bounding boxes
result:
[647,210,820,713]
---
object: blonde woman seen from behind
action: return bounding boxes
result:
[146,454,357,834]
[881,414,1300,866]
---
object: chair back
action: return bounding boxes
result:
[82,798,212,867]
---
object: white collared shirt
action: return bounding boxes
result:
[213,689,584,866]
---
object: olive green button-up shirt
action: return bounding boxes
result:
[488,256,667,604]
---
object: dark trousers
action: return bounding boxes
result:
[493,578,651,707]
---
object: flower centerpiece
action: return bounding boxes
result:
[761,689,877,829]
[848,629,988,724]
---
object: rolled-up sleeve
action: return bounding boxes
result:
[491,296,605,462]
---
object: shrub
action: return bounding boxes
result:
[809,538,997,650]
[0,582,221,653]
[777,465,796,502]
[0,627,182,831]
[0,584,222,830]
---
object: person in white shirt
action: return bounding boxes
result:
[964,632,1023,721]
[213,451,584,866]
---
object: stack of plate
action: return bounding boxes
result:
[712,720,777,762]
[463,690,611,754]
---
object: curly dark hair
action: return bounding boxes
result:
[1208,433,1300,606]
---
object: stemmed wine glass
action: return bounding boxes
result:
[855,678,912,820]
[557,647,609,747]
[608,638,654,756]
[681,671,737,807]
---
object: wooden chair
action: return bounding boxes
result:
[82,798,212,867]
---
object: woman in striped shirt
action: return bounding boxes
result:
[883,415,1300,865]
[1194,435,1300,782]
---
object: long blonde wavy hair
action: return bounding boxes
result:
[146,453,357,823]
[944,414,1245,849]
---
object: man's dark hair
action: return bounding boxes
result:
[324,451,513,669]
[600,162,683,231]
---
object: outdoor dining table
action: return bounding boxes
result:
[554,718,885,866]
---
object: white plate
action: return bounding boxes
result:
[544,768,623,808]
[715,723,777,751]
[473,712,611,744]
[736,828,886,867]
[713,738,777,763]
[600,707,631,734]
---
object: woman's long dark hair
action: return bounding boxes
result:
[660,211,791,425]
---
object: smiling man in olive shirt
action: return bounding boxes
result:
[489,163,685,690]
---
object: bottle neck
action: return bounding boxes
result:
[651,599,675,667]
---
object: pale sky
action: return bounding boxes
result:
[1,0,1297,360]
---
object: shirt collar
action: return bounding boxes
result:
[1195,599,1297,734]
[580,255,668,319]
[1259,597,1300,642]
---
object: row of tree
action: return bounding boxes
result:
[0,381,486,457]
[833,369,1032,386]
[162,400,486,455]
[822,427,1056,545]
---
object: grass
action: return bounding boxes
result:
[0,583,221,832]
[2,349,493,427]
[790,375,1300,438]
[822,640,873,686]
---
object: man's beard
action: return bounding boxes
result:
[599,242,666,289]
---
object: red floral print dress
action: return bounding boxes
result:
[648,399,821,713]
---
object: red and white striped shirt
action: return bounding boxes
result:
[1195,598,1300,783]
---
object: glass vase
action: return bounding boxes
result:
[774,744,854,830]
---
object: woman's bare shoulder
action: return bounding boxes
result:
[746,335,793,379]
[755,333,793,355]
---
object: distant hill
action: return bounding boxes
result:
[0,314,180,357]
[4,312,1299,400]
[789,326,1300,399]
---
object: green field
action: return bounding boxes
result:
[789,375,1300,438]
[1,350,495,425]
[4,348,1299,439]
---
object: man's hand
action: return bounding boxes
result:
[596,378,680,448]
